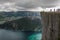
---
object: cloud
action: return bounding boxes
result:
[0,2,43,11]
[26,7,43,11]
[0,0,59,8]
[0,2,17,11]
[0,0,60,11]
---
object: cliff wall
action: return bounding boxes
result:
[40,12,60,40]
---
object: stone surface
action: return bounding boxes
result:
[40,12,60,40]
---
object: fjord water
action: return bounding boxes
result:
[0,29,42,40]
[0,11,42,40]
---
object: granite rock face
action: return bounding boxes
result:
[41,12,60,40]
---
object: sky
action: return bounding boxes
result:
[0,0,60,11]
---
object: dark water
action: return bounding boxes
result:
[0,29,42,40]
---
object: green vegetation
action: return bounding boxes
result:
[0,17,41,31]
[0,15,4,21]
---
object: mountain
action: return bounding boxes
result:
[0,11,41,23]
[0,11,40,17]
[0,11,41,31]
[0,17,42,31]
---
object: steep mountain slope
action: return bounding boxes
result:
[0,17,42,31]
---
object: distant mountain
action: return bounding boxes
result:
[0,17,42,31]
[0,11,41,24]
[0,11,40,17]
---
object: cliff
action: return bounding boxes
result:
[40,12,60,40]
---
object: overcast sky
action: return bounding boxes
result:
[0,0,60,11]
